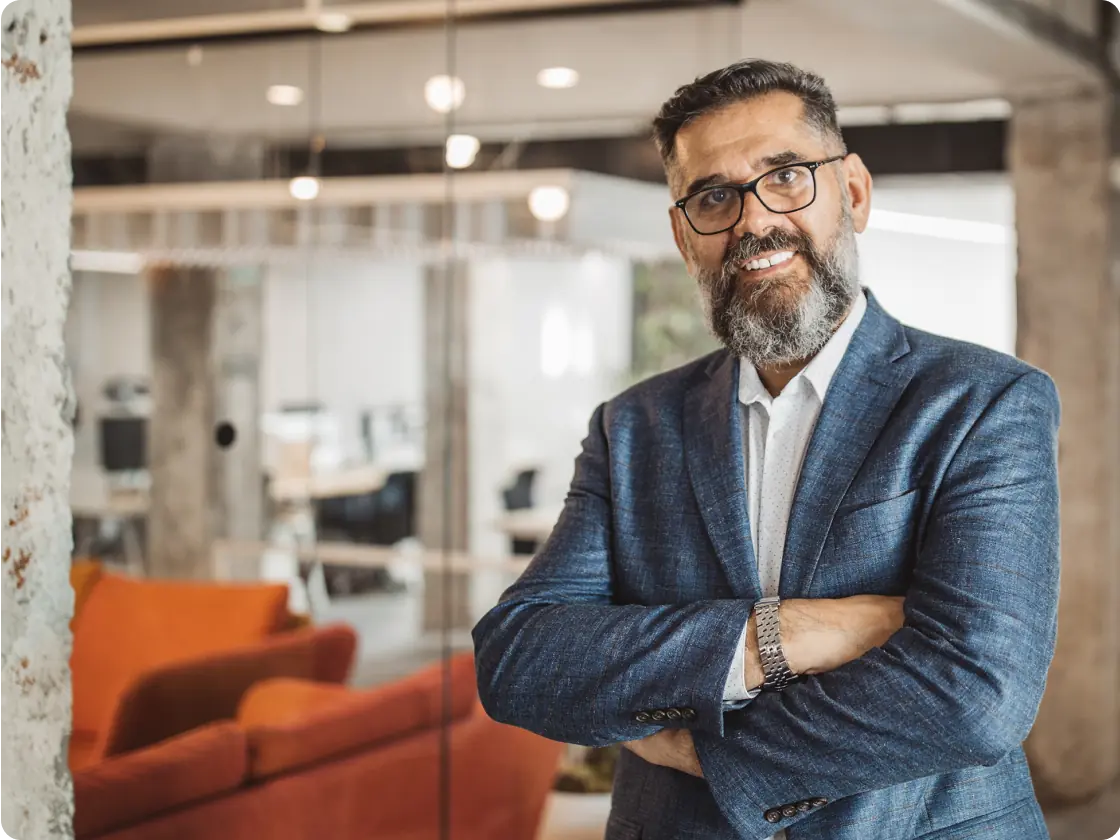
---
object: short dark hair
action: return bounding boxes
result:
[652,59,845,179]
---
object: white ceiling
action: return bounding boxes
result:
[70,0,1102,152]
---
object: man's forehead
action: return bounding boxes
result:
[673,92,819,177]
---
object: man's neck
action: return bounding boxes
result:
[756,360,806,398]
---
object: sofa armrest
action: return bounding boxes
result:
[103,623,357,758]
[73,722,247,839]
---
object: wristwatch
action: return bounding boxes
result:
[754,597,798,691]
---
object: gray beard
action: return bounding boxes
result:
[696,220,861,368]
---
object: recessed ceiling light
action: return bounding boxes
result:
[528,186,570,222]
[445,134,481,169]
[424,75,465,114]
[537,67,579,89]
[289,176,320,201]
[316,12,352,33]
[267,85,304,107]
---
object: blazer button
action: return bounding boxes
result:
[797,801,812,812]
[811,798,829,808]
[635,712,651,723]
[764,809,783,824]
[651,710,667,722]
[681,708,697,721]
[781,805,798,819]
[666,708,682,721]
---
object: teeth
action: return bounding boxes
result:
[745,251,794,272]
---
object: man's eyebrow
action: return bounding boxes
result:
[757,150,804,169]
[679,150,809,198]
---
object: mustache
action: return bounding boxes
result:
[723,229,816,270]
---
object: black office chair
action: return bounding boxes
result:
[502,468,539,556]
[312,471,418,596]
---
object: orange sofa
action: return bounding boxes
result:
[69,562,356,772]
[73,653,565,840]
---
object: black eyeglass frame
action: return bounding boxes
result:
[673,155,847,236]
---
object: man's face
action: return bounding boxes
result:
[669,92,873,366]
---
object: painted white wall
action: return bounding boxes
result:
[263,256,425,466]
[860,173,1016,355]
[468,252,633,561]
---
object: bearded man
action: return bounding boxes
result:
[473,59,1060,840]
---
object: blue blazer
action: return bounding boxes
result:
[473,291,1060,840]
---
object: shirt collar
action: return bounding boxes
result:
[738,289,867,407]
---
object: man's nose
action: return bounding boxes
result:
[733,190,784,240]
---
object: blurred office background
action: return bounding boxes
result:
[56,0,1118,838]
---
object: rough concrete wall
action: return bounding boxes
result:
[1,0,75,837]
[1011,92,1120,805]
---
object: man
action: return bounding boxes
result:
[472,60,1060,840]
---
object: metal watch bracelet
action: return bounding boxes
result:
[754,597,798,691]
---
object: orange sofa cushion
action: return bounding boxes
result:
[72,721,248,839]
[238,653,478,780]
[71,573,289,737]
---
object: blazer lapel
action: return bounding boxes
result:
[683,352,763,600]
[780,292,915,597]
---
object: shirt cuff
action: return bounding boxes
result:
[722,617,761,703]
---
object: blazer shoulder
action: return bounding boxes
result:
[607,350,726,410]
[903,326,1056,398]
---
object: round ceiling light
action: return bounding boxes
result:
[528,186,570,222]
[289,176,321,201]
[316,12,352,32]
[267,84,304,107]
[424,75,466,114]
[536,67,579,89]
[445,134,481,170]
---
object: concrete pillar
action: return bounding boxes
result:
[420,260,473,632]
[1010,91,1120,805]
[1,0,76,835]
[145,140,265,579]
[211,267,265,546]
[147,267,217,579]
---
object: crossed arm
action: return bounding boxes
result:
[472,370,1060,839]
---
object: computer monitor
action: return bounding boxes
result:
[99,416,147,472]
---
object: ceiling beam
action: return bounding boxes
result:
[72,0,737,52]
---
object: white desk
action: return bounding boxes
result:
[270,465,388,503]
[494,505,564,543]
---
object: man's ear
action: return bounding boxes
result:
[841,153,873,234]
[670,207,696,273]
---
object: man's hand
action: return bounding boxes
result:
[623,729,703,778]
[744,595,906,691]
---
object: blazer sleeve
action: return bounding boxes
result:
[693,369,1062,839]
[472,403,755,747]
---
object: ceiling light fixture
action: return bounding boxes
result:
[537,67,579,89]
[267,84,304,107]
[445,134,481,169]
[424,75,465,114]
[528,186,570,222]
[289,176,321,201]
[315,12,352,33]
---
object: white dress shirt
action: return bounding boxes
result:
[718,291,866,838]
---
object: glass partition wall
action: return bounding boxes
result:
[67,4,1017,838]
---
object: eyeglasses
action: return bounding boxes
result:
[674,156,846,236]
